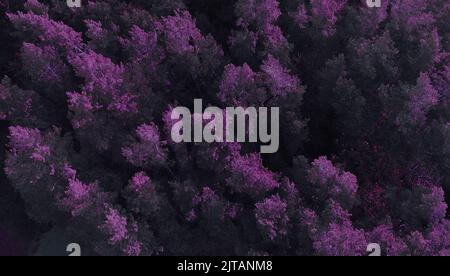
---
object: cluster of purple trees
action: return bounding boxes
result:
[0,0,448,256]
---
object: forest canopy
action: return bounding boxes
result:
[0,0,448,256]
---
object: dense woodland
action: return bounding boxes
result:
[0,0,449,255]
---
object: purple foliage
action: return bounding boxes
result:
[255,194,289,241]
[0,0,448,256]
